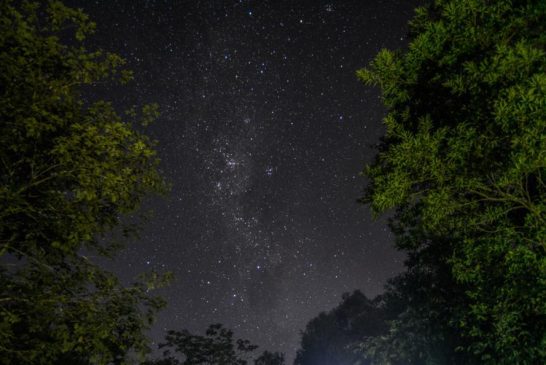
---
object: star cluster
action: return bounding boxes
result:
[68,0,420,360]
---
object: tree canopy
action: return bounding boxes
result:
[144,324,262,365]
[295,291,386,365]
[3,0,545,363]
[357,0,546,363]
[253,351,285,365]
[0,1,167,363]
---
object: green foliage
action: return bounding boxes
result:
[358,0,546,363]
[0,0,168,363]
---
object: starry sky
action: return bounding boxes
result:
[67,0,420,361]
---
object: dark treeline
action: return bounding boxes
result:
[1,0,544,364]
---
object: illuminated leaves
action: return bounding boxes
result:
[358,0,546,363]
[0,1,167,363]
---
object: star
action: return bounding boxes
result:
[71,0,422,361]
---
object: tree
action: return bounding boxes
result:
[146,324,258,365]
[295,291,386,365]
[358,0,546,363]
[0,0,168,363]
[361,239,476,365]
[254,351,285,365]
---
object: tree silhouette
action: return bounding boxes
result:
[254,351,285,365]
[146,324,259,365]
[295,291,386,365]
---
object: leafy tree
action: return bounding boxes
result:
[295,291,386,365]
[361,239,476,365]
[0,0,168,363]
[358,0,546,363]
[254,351,285,365]
[146,324,258,365]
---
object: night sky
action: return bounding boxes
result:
[67,0,420,361]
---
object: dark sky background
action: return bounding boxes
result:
[68,0,420,361]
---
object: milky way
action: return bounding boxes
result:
[67,0,421,360]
